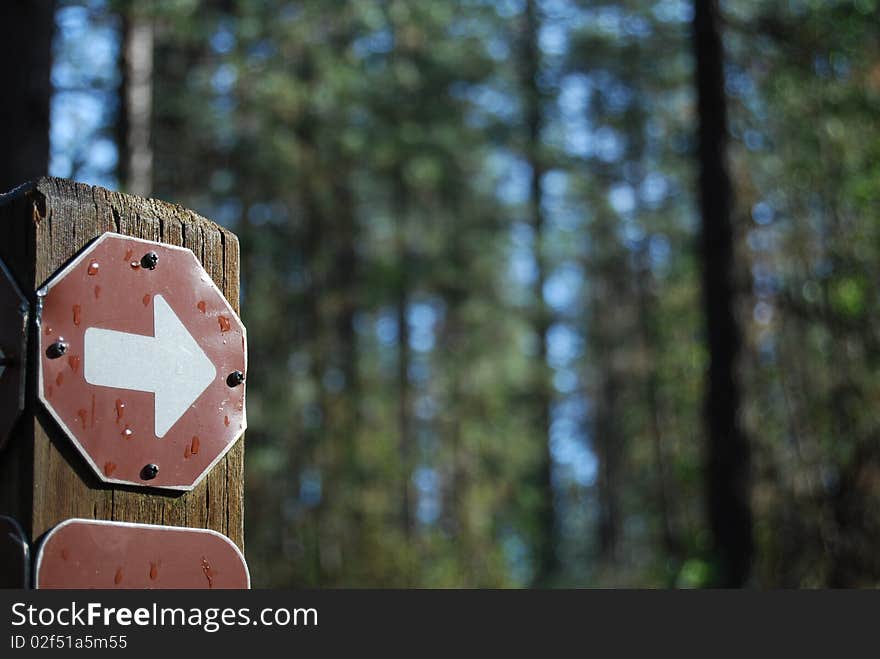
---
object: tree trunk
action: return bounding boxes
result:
[329,167,364,579]
[117,10,154,197]
[522,0,558,585]
[589,212,625,568]
[441,199,468,558]
[0,0,54,192]
[595,362,621,563]
[635,248,680,563]
[394,177,413,539]
[693,0,753,586]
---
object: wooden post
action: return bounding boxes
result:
[0,177,244,551]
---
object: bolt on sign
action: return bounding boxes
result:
[0,259,28,450]
[35,519,249,589]
[37,233,247,490]
[0,516,30,589]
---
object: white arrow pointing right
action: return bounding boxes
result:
[84,294,217,437]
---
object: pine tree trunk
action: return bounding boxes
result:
[595,362,621,563]
[693,0,753,587]
[590,212,624,568]
[522,0,558,585]
[635,249,680,563]
[394,177,413,540]
[117,10,154,197]
[0,0,54,192]
[442,201,468,563]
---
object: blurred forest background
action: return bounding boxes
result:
[2,0,880,588]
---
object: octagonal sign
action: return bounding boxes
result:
[0,258,28,451]
[38,233,246,490]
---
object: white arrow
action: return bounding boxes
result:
[84,294,217,438]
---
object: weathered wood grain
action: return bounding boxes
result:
[0,177,244,550]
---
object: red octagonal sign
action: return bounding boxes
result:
[38,233,247,490]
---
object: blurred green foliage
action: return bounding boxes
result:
[52,0,880,587]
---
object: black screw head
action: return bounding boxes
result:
[226,370,245,387]
[46,341,68,359]
[140,252,159,270]
[140,463,159,480]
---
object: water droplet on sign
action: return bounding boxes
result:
[201,557,214,589]
[87,261,99,276]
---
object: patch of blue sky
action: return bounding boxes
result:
[543,261,583,314]
[212,63,238,95]
[50,2,118,188]
[648,233,672,272]
[511,220,535,248]
[352,28,394,59]
[299,467,322,508]
[652,0,694,23]
[468,83,520,124]
[539,22,567,57]
[542,168,568,197]
[408,358,431,386]
[375,308,399,346]
[414,394,438,421]
[501,529,533,586]
[210,22,236,54]
[413,466,440,525]
[752,200,775,225]
[546,322,583,369]
[486,35,510,61]
[550,418,597,487]
[509,249,538,287]
[495,0,526,20]
[552,396,589,423]
[496,154,532,206]
[620,218,647,249]
[409,300,441,354]
[552,368,579,395]
[609,183,637,215]
[639,172,669,208]
[593,126,626,163]
[54,4,118,88]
